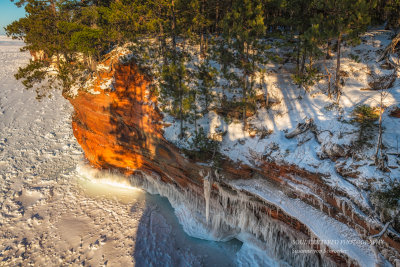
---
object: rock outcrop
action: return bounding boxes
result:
[67,55,400,266]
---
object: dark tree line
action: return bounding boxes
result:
[5,0,400,135]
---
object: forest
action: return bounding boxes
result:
[5,0,400,139]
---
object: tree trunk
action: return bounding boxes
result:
[56,53,60,70]
[200,32,204,56]
[378,31,400,63]
[215,0,219,34]
[242,75,247,130]
[171,0,177,53]
[296,37,301,75]
[300,45,307,76]
[194,92,198,134]
[326,40,331,59]
[375,111,383,164]
[323,61,332,99]
[50,0,56,14]
[375,93,384,166]
[205,32,209,53]
[299,44,307,89]
[179,83,184,139]
[158,5,167,60]
[242,45,249,130]
[335,32,342,104]
[261,72,268,108]
[200,0,206,57]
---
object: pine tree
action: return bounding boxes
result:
[7,0,68,94]
[195,58,218,113]
[375,0,400,29]
[5,0,387,104]
[315,0,376,103]
[160,54,190,139]
[222,0,266,129]
[6,0,115,95]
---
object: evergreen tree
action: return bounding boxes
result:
[6,0,116,95]
[160,54,190,138]
[195,58,218,113]
[4,0,387,104]
[222,0,266,129]
[315,0,376,103]
[375,0,400,29]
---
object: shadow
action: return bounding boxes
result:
[275,69,322,129]
[132,192,242,267]
[84,60,246,264]
[88,59,167,174]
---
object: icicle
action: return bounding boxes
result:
[335,196,341,209]
[318,198,324,212]
[203,171,212,223]
[342,200,346,215]
[321,242,326,255]
[122,170,339,267]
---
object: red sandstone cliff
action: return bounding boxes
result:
[67,55,400,266]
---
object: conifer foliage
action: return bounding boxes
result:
[5,0,397,115]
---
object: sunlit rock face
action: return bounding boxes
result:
[67,55,400,266]
[69,59,197,187]
[70,61,157,169]
[68,55,249,189]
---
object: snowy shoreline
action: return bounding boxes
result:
[0,37,243,266]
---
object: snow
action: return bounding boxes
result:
[126,170,297,266]
[160,27,400,212]
[154,28,400,265]
[0,36,243,266]
[235,234,288,267]
[1,26,398,265]
[229,178,378,267]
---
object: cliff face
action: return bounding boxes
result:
[68,57,400,266]
[69,56,259,190]
[70,62,162,173]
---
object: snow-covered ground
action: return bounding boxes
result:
[0,36,251,266]
[2,26,398,265]
[163,27,400,209]
[156,28,400,265]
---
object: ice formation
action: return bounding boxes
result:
[124,169,341,266]
[203,171,212,223]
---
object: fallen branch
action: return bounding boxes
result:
[371,221,391,239]
[378,32,400,63]
[370,210,400,240]
[285,118,315,139]
[368,74,397,91]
